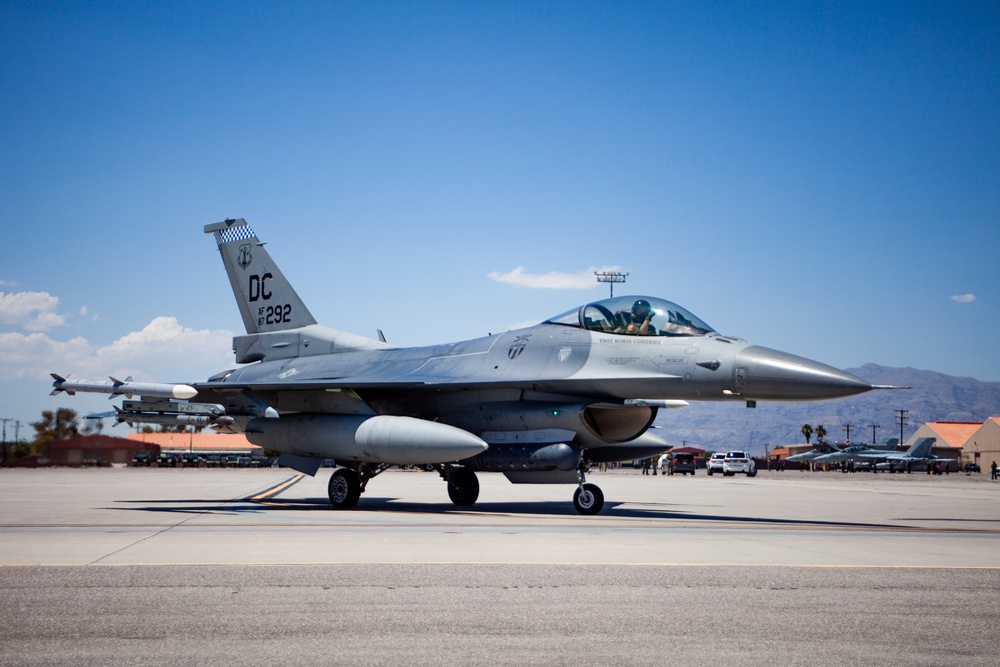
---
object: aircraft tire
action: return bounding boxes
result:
[328,469,361,509]
[573,483,604,515]
[447,468,480,506]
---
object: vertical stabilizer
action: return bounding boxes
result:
[904,437,935,458]
[204,219,317,334]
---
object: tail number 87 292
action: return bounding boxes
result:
[258,304,291,326]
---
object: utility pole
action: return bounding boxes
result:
[896,409,909,447]
[0,417,9,464]
[868,424,880,445]
[843,423,853,445]
[594,271,628,298]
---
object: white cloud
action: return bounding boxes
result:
[950,294,976,303]
[0,290,67,331]
[95,317,236,380]
[0,332,94,379]
[0,316,235,382]
[1,317,238,429]
[488,265,625,289]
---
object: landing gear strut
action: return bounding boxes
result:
[327,463,390,509]
[572,466,604,515]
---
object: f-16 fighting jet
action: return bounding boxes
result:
[810,439,900,465]
[856,437,955,470]
[51,218,890,513]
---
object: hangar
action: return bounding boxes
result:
[125,431,260,456]
[954,417,1000,468]
[48,435,158,467]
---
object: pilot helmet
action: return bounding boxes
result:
[631,299,652,316]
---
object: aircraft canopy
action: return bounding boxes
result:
[545,295,714,337]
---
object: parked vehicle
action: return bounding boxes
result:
[669,452,696,475]
[706,452,726,476]
[723,451,756,477]
[132,452,152,467]
[156,453,178,468]
[180,453,202,467]
[963,462,981,473]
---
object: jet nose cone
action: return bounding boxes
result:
[733,346,872,401]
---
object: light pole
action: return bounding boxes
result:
[595,271,628,298]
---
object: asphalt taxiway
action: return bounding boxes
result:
[1,468,998,666]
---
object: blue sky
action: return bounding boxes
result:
[1,1,998,435]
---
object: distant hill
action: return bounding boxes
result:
[651,364,1000,456]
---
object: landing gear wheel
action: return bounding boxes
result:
[447,467,480,506]
[328,469,361,508]
[573,483,604,515]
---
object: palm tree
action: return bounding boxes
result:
[801,424,813,445]
[816,424,827,443]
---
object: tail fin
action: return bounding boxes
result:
[204,219,317,334]
[905,437,935,458]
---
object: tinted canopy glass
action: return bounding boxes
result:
[545,296,714,337]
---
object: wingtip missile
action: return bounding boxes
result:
[49,374,198,400]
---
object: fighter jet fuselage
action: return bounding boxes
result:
[51,218,885,514]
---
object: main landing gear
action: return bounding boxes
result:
[327,463,390,509]
[440,465,480,506]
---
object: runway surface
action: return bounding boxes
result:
[1,467,998,665]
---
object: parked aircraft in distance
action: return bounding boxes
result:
[51,218,896,513]
[856,437,954,470]
[811,440,900,465]
[785,443,841,463]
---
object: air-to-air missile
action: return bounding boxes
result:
[110,400,237,429]
[50,373,198,400]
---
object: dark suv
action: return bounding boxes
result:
[669,452,697,475]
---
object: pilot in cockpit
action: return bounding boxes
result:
[615,299,656,335]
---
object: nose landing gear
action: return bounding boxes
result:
[572,467,604,515]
